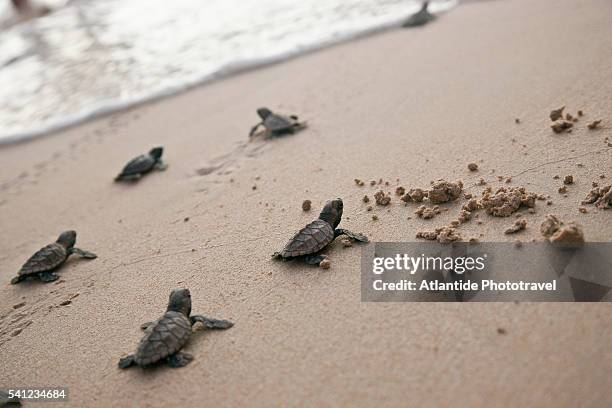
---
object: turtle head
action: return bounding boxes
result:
[167,288,192,316]
[318,198,343,228]
[256,107,272,120]
[56,230,77,249]
[148,147,164,161]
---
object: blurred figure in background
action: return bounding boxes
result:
[9,0,50,21]
[402,1,436,28]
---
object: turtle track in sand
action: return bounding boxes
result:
[194,140,270,182]
[0,273,96,348]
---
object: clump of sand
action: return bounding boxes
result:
[463,199,480,212]
[504,219,527,234]
[456,199,479,224]
[319,259,331,269]
[415,205,440,219]
[479,186,537,217]
[550,106,565,121]
[302,200,312,212]
[400,188,426,203]
[540,214,585,243]
[374,190,391,206]
[587,119,602,130]
[457,210,472,224]
[416,226,461,244]
[551,121,573,134]
[582,185,611,209]
[427,179,463,204]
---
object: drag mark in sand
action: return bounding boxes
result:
[510,148,609,179]
[194,139,269,184]
[108,228,299,272]
[0,282,89,348]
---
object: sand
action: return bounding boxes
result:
[1,0,611,406]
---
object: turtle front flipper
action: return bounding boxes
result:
[39,272,59,282]
[190,315,234,330]
[167,352,193,368]
[70,247,97,259]
[154,160,168,171]
[118,355,136,369]
[334,229,369,243]
[249,122,263,138]
[292,120,307,132]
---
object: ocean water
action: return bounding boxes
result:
[0,0,457,144]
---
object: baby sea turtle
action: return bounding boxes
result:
[249,107,306,138]
[118,288,233,369]
[10,231,97,284]
[402,1,436,28]
[115,146,167,181]
[273,198,368,267]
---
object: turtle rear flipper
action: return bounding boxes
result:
[335,228,369,243]
[115,173,142,182]
[118,355,136,369]
[304,254,327,266]
[11,275,24,284]
[0,389,21,406]
[190,315,233,330]
[140,321,154,330]
[39,272,59,282]
[70,248,97,259]
[167,352,193,368]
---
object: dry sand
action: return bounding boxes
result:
[1,0,611,406]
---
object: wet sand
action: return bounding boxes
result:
[1,0,611,406]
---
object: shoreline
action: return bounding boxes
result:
[0,0,458,146]
[1,0,611,407]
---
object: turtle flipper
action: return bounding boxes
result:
[140,321,154,330]
[292,121,307,132]
[303,254,327,266]
[118,355,136,369]
[39,272,59,282]
[335,228,369,243]
[11,275,24,284]
[249,122,263,138]
[190,315,234,330]
[70,247,97,259]
[115,173,142,182]
[154,160,168,171]
[167,352,193,368]
[271,252,284,260]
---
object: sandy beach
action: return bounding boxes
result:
[1,0,611,406]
